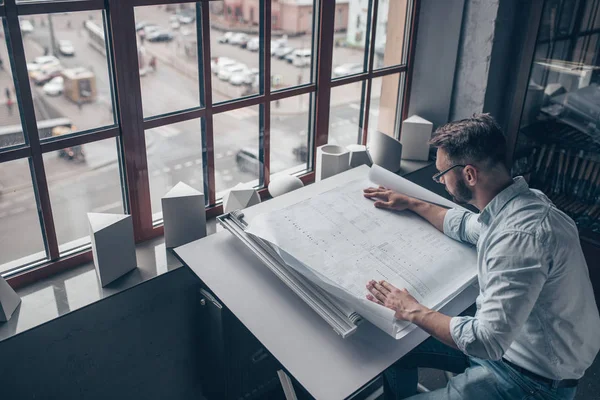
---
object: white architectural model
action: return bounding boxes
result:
[400,115,433,161]
[268,175,304,198]
[368,130,403,172]
[162,182,207,248]
[316,144,350,181]
[88,213,137,287]
[347,144,373,168]
[0,276,21,322]
[223,183,261,213]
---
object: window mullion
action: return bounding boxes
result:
[106,0,152,241]
[259,0,271,188]
[199,0,216,206]
[4,0,59,261]
[360,0,379,144]
[314,0,336,151]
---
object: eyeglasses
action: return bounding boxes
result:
[432,164,467,183]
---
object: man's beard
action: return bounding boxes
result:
[446,177,473,205]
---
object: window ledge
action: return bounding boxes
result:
[0,160,433,344]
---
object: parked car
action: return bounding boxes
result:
[27,55,60,73]
[218,63,247,82]
[58,40,75,56]
[140,25,159,36]
[218,32,234,43]
[169,16,181,30]
[177,12,195,24]
[230,68,259,86]
[333,63,363,77]
[147,31,174,43]
[274,46,294,59]
[43,76,64,96]
[235,148,261,174]
[210,57,237,75]
[19,19,34,34]
[246,37,260,52]
[230,33,249,47]
[135,21,152,31]
[31,65,63,85]
[292,49,311,67]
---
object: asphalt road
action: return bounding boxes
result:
[0,8,383,269]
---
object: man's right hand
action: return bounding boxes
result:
[363,186,414,211]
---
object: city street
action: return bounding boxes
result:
[0,6,384,270]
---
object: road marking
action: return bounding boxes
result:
[13,194,31,203]
[223,169,230,174]
[163,167,171,173]
[0,200,13,209]
[92,201,122,213]
[226,150,233,156]
[184,161,193,168]
[216,153,224,159]
[223,175,233,181]
[154,126,181,138]
[349,103,361,111]
[152,170,161,176]
[174,164,182,170]
[195,158,202,165]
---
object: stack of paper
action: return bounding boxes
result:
[245,166,478,339]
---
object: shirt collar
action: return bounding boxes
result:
[478,176,529,225]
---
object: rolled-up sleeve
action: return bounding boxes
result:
[443,209,481,245]
[449,231,549,360]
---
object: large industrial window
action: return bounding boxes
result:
[0,0,418,284]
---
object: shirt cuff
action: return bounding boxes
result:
[443,208,469,242]
[450,315,476,354]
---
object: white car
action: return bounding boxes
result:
[291,49,311,67]
[58,40,75,56]
[218,63,247,82]
[210,57,237,75]
[229,33,249,46]
[27,55,60,73]
[230,68,259,86]
[333,63,363,77]
[218,32,234,44]
[246,37,260,52]
[274,46,294,59]
[19,19,34,34]
[43,76,64,96]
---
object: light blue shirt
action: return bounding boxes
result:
[445,177,600,380]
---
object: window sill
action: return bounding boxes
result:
[0,160,433,344]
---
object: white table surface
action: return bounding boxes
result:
[175,166,478,399]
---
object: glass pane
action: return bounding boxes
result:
[0,18,25,149]
[145,119,204,217]
[332,0,366,78]
[374,0,409,69]
[369,73,401,138]
[329,82,364,147]
[213,106,259,195]
[22,11,115,137]
[271,2,315,90]
[513,0,600,235]
[271,94,311,176]
[210,1,260,103]
[43,137,124,254]
[135,3,200,118]
[0,159,46,273]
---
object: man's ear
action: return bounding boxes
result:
[464,165,478,187]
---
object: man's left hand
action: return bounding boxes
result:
[366,280,423,321]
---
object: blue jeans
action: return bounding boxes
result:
[384,337,577,400]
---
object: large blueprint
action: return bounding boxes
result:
[246,166,478,338]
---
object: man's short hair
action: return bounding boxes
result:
[429,114,507,168]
